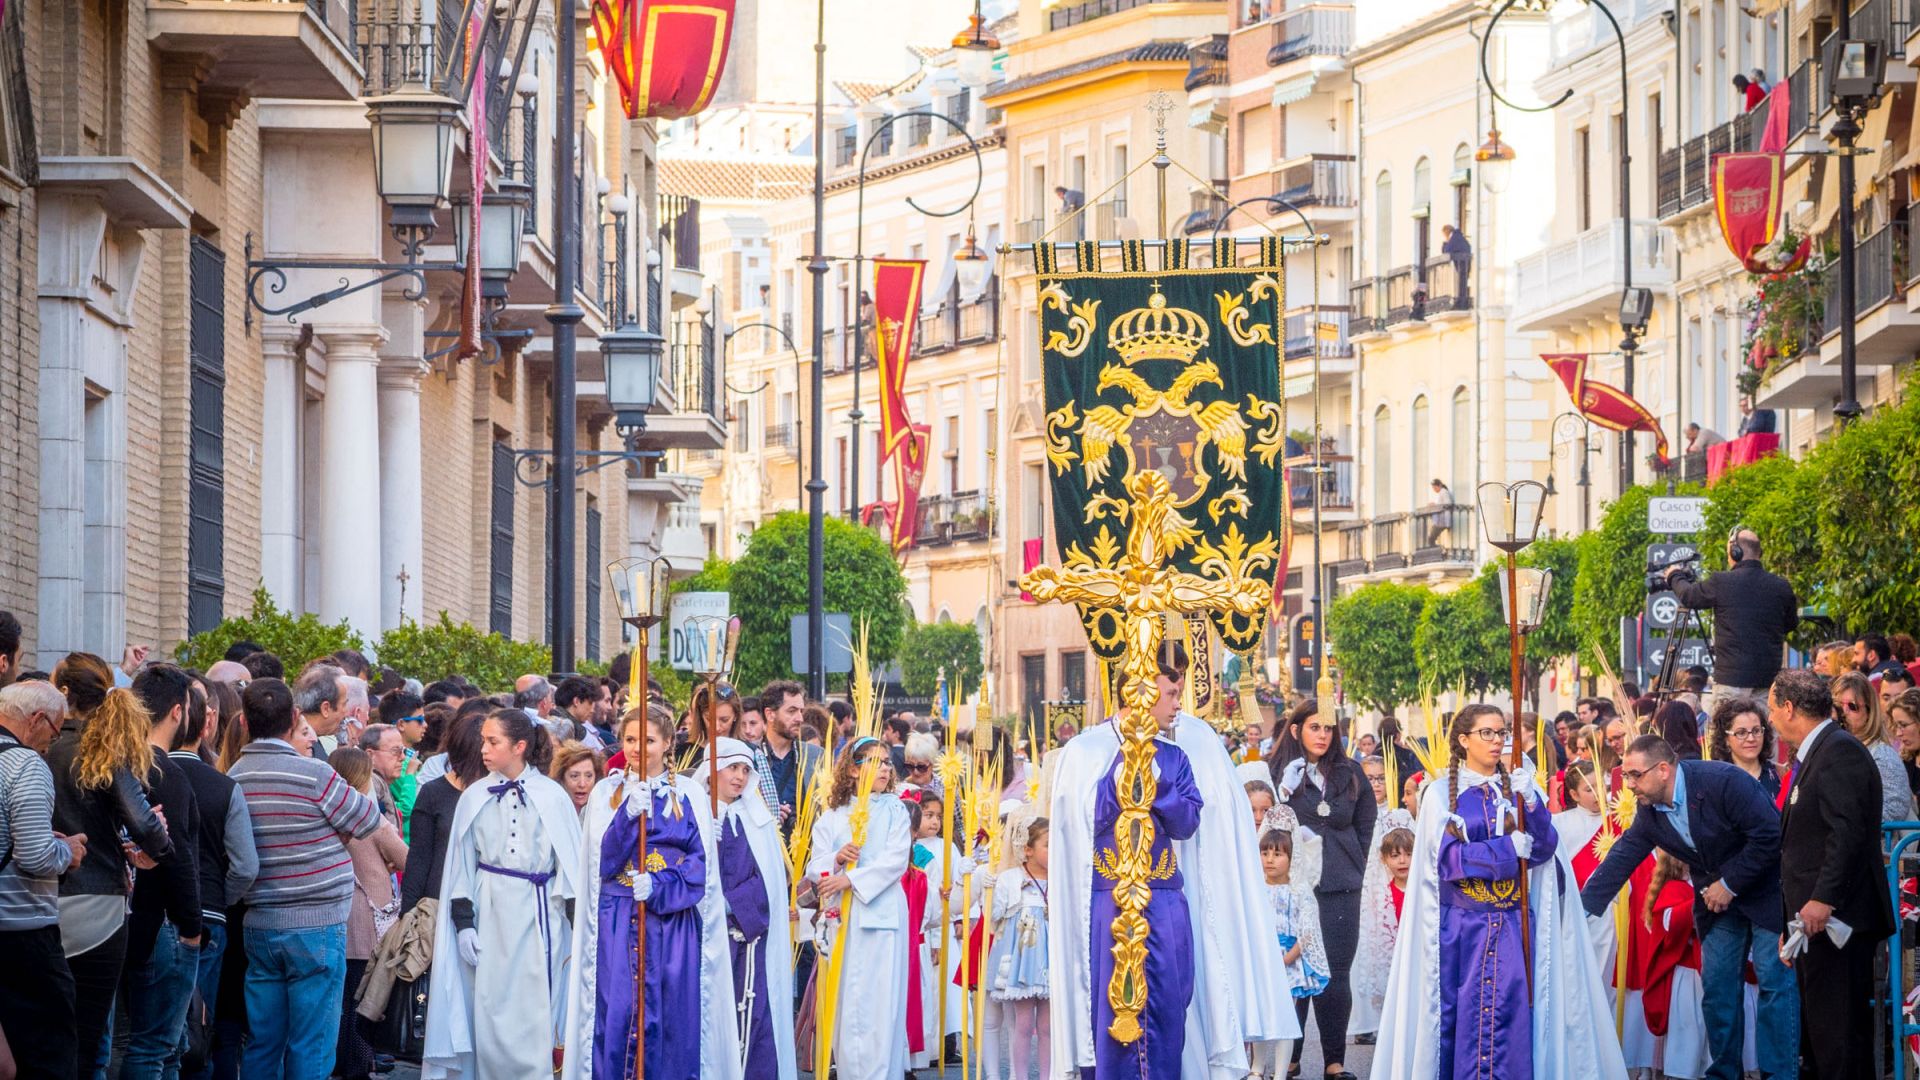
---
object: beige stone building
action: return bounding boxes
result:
[2,1,721,669]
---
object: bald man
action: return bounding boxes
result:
[1667,528,1799,710]
[206,660,250,684]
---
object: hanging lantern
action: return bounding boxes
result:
[590,0,739,120]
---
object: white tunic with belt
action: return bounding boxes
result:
[807,794,913,1080]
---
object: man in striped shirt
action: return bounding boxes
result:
[0,679,85,1079]
[229,678,381,1080]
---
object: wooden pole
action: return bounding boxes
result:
[1505,553,1533,1000]
[629,630,651,1079]
[704,676,720,818]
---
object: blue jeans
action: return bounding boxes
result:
[175,922,228,1080]
[1699,908,1799,1080]
[122,923,200,1080]
[242,924,346,1080]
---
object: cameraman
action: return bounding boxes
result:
[1665,528,1798,708]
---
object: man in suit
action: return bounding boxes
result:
[1580,735,1794,1080]
[1771,667,1897,1079]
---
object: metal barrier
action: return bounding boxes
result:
[1886,821,1920,1078]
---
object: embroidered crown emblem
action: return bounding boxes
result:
[1107,283,1209,364]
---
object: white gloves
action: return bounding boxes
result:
[634,872,655,903]
[1510,832,1534,862]
[1278,758,1307,799]
[457,927,480,967]
[1510,768,1544,810]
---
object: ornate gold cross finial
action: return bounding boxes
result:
[1146,90,1174,152]
[1020,469,1270,1043]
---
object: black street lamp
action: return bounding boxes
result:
[1831,28,1886,423]
[1482,0,1649,493]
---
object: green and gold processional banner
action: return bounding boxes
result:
[1035,236,1291,664]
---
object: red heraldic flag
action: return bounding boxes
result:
[1543,353,1672,464]
[1711,80,1809,274]
[590,0,737,120]
[867,259,928,553]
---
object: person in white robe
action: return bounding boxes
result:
[1049,648,1300,1080]
[806,736,913,1080]
[700,738,796,1080]
[422,714,582,1080]
[559,709,742,1080]
[1373,761,1629,1080]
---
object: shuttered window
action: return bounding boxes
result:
[490,440,515,635]
[188,236,226,634]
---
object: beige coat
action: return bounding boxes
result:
[356,896,439,1022]
[346,817,408,960]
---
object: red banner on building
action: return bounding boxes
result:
[1711,153,1809,274]
[1543,353,1671,465]
[590,0,737,120]
[862,259,928,554]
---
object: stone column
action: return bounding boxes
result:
[33,195,103,666]
[317,329,387,638]
[260,325,306,609]
[377,356,428,630]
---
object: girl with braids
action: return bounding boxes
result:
[1374,704,1627,1080]
[47,652,174,1076]
[1623,852,1710,1080]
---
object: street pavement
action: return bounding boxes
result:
[388,1033,1374,1078]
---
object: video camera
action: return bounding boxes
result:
[1645,550,1701,594]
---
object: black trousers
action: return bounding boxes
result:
[335,957,373,1080]
[1291,887,1361,1068]
[67,921,128,1078]
[1796,929,1877,1079]
[0,925,77,1080]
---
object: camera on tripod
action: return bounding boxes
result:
[1645,551,1701,593]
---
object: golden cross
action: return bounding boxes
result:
[1145,91,1174,151]
[1020,469,1269,1043]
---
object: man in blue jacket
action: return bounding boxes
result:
[1580,735,1794,1080]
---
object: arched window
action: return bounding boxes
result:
[1374,171,1393,271]
[1451,387,1471,491]
[1410,395,1430,506]
[1451,144,1473,232]
[1373,405,1393,511]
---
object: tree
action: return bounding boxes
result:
[1570,483,1702,669]
[1413,573,1508,697]
[727,512,909,692]
[374,614,551,693]
[176,586,365,672]
[1326,581,1429,712]
[897,620,985,697]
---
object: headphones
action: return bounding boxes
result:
[1728,525,1746,564]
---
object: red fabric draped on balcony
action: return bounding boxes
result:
[1706,432,1782,484]
[589,0,736,120]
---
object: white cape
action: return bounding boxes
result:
[1373,765,1628,1080]
[1048,718,1299,1080]
[1552,803,1619,989]
[421,770,583,1080]
[558,772,742,1080]
[721,788,797,1080]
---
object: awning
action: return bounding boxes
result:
[1188,102,1225,134]
[1852,95,1898,206]
[1272,74,1316,107]
[967,223,1002,301]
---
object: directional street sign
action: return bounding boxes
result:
[1646,541,1700,570]
[1644,635,1714,673]
[1647,496,1708,534]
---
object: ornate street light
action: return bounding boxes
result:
[601,323,665,435]
[954,221,992,297]
[1499,567,1554,633]
[451,180,531,298]
[365,83,463,236]
[951,1,999,86]
[1473,127,1516,195]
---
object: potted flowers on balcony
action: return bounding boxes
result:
[1736,231,1830,399]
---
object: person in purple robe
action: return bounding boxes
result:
[708,734,793,1080]
[1077,656,1206,1080]
[1434,703,1557,1079]
[592,708,707,1080]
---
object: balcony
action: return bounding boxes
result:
[1655,111,1758,220]
[1185,34,1228,92]
[1370,513,1409,571]
[1329,521,1369,584]
[1381,266,1419,326]
[1094,199,1130,241]
[915,490,996,547]
[1510,218,1670,334]
[1820,0,1912,97]
[1816,217,1920,368]
[660,193,704,309]
[916,296,1001,356]
[1267,4,1353,67]
[764,421,799,459]
[1047,0,1188,32]
[1014,218,1046,245]
[1271,153,1356,211]
[356,14,435,98]
[659,488,710,570]
[147,0,362,101]
[1180,187,1229,235]
[1420,256,1473,319]
[1283,306,1355,389]
[1409,504,1474,567]
[1285,450,1356,518]
[641,321,726,451]
[1349,278,1382,337]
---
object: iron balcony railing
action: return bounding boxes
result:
[914,491,995,546]
[356,13,434,98]
[1272,153,1356,208]
[1656,109,1759,219]
[1268,4,1353,66]
[1283,305,1351,360]
[1371,513,1409,571]
[1410,504,1474,565]
[1348,278,1382,335]
[1382,266,1419,326]
[765,421,798,450]
[1184,34,1228,91]
[669,319,720,421]
[1285,452,1355,514]
[1821,219,1907,337]
[906,113,933,148]
[1094,198,1128,241]
[1332,521,1368,574]
[915,293,1001,356]
[1420,255,1473,316]
[1047,0,1187,31]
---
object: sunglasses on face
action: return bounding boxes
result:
[1840,699,1865,713]
[907,761,932,773]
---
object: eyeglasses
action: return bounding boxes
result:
[1620,766,1658,784]
[1727,727,1766,740]
[907,761,932,773]
[1467,727,1508,743]
[1840,699,1865,714]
